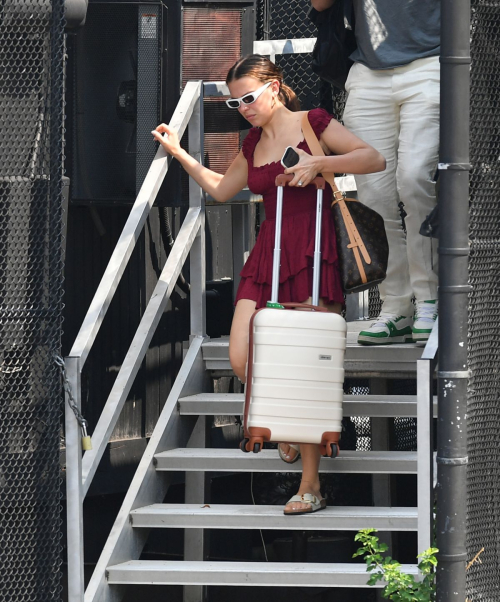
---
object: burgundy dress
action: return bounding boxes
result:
[235,108,344,309]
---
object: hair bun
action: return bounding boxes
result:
[226,54,301,112]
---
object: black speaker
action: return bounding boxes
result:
[69,2,169,205]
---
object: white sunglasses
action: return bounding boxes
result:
[225,81,273,109]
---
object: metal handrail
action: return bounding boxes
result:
[68,80,202,369]
[253,38,316,62]
[81,206,202,494]
[65,80,205,602]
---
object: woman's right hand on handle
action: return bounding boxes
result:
[151,123,182,157]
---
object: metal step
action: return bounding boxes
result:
[154,448,419,474]
[130,503,418,531]
[179,392,438,418]
[106,560,419,587]
[202,335,424,376]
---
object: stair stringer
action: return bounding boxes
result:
[85,335,210,602]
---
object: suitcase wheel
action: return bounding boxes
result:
[329,443,339,458]
[321,442,340,458]
[240,438,251,453]
[252,441,262,453]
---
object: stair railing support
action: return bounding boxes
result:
[185,80,209,602]
[417,321,438,554]
[189,82,206,338]
[65,356,85,602]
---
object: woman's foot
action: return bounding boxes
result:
[278,443,300,464]
[284,480,325,515]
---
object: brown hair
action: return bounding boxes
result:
[226,54,301,112]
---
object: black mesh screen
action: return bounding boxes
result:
[0,0,65,600]
[257,0,346,118]
[467,1,500,599]
[368,286,382,318]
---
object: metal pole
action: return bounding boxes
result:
[417,323,439,556]
[271,186,284,304]
[437,1,471,601]
[65,357,85,602]
[311,187,323,307]
[189,82,206,338]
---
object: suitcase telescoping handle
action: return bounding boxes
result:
[271,175,326,306]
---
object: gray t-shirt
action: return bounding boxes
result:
[350,0,440,70]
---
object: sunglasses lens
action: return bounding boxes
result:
[241,94,255,105]
[226,99,240,109]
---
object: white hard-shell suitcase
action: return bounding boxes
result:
[241,174,347,458]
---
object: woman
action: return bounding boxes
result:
[152,55,385,515]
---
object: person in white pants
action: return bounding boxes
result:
[311,0,440,344]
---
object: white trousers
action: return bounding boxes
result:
[343,56,440,317]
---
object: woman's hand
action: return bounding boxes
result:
[284,148,321,188]
[151,123,182,157]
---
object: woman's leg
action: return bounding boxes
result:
[228,299,256,383]
[284,299,342,513]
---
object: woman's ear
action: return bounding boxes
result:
[271,80,280,97]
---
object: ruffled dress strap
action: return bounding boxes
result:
[305,107,334,140]
[241,127,262,164]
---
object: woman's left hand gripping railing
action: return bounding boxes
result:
[63,80,205,602]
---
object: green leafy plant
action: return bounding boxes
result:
[353,528,438,601]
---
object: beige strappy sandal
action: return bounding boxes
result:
[283,493,327,516]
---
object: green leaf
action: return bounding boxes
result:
[354,528,436,599]
[367,573,383,586]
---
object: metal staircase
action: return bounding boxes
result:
[64,80,438,602]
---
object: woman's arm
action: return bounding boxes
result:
[284,118,386,187]
[152,123,248,203]
[311,0,336,11]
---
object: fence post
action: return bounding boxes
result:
[65,357,85,602]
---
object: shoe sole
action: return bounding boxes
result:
[358,334,414,346]
[412,332,431,343]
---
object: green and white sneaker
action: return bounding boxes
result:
[357,315,413,346]
[412,300,438,343]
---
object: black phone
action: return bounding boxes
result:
[281,146,300,169]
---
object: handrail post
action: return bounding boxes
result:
[417,321,439,555]
[64,356,84,602]
[189,81,206,338]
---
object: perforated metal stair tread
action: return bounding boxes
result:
[105,560,419,587]
[154,448,419,473]
[178,392,438,418]
[202,336,424,375]
[130,503,418,530]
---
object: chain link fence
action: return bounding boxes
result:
[0,0,65,600]
[467,1,500,599]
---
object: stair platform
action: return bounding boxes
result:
[154,448,419,474]
[179,393,438,418]
[130,503,418,531]
[106,559,419,587]
[202,329,425,377]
